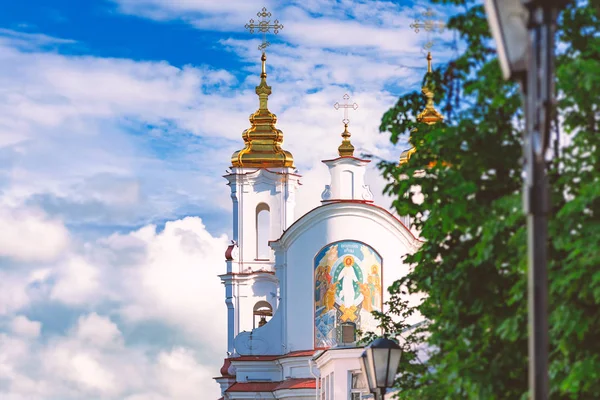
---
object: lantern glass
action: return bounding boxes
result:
[359,351,376,393]
[361,337,402,392]
[483,0,528,80]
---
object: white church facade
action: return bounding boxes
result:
[214,46,439,399]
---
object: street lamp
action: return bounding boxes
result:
[359,337,402,400]
[483,1,570,400]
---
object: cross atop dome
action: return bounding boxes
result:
[244,7,284,53]
[230,7,294,169]
[333,93,359,157]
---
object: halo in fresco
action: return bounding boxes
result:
[314,240,382,347]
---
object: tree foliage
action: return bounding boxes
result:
[375,1,599,398]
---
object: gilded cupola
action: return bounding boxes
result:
[338,123,355,157]
[230,52,294,168]
[399,52,443,165]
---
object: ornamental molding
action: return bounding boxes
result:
[313,347,365,367]
[320,185,332,201]
[322,156,371,167]
[361,184,374,201]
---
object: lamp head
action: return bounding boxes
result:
[483,0,529,81]
[359,337,402,394]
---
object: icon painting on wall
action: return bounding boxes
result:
[314,240,382,347]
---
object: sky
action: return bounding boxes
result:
[0,1,456,398]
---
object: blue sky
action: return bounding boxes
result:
[0,1,455,398]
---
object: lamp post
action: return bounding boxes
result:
[359,337,402,400]
[483,1,570,399]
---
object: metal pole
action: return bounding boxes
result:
[522,2,559,399]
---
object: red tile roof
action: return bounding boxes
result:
[225,378,316,393]
[275,378,316,390]
[226,382,278,392]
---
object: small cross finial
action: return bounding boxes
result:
[333,93,359,126]
[333,93,358,157]
[244,7,284,52]
[409,6,445,53]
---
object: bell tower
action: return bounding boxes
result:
[221,10,300,356]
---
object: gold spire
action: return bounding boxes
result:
[333,93,358,157]
[427,51,432,73]
[416,52,443,125]
[231,8,293,168]
[400,52,443,165]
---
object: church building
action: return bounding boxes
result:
[214,41,440,399]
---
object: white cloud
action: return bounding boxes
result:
[72,313,122,347]
[112,0,263,23]
[110,217,229,344]
[0,216,227,399]
[0,31,238,228]
[0,312,221,399]
[50,256,101,306]
[0,206,69,263]
[10,316,41,339]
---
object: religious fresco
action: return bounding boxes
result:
[314,241,382,348]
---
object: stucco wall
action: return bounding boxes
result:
[273,202,421,352]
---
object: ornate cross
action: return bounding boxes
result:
[334,94,359,126]
[410,6,445,52]
[244,7,284,51]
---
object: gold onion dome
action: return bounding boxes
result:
[231,52,294,168]
[338,123,355,157]
[399,52,443,165]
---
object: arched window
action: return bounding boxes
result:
[253,301,273,329]
[256,203,270,259]
[341,170,354,198]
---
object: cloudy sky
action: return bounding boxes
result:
[0,0,456,398]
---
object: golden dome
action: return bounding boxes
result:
[338,123,355,157]
[231,52,294,168]
[399,52,443,166]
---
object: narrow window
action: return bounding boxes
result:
[341,170,354,198]
[256,203,270,259]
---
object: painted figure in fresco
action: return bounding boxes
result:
[339,256,359,308]
[360,282,373,312]
[325,281,338,311]
[315,265,332,309]
[314,266,325,308]
[367,264,381,309]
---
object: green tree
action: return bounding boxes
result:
[374,1,599,398]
